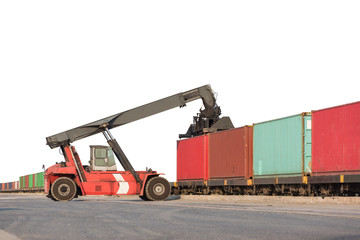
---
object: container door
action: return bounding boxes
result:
[303,115,312,174]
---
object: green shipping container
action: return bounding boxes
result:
[35,172,44,188]
[19,176,23,189]
[28,174,33,188]
[19,176,26,189]
[253,113,312,177]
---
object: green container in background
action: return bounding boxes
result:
[253,113,312,177]
[29,174,33,188]
[18,173,44,189]
[35,172,44,188]
[35,173,39,188]
[22,176,25,189]
[19,176,23,189]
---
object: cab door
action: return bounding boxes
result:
[90,146,117,171]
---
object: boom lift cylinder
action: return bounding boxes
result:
[102,127,142,184]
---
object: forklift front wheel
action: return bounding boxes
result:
[50,177,77,201]
[144,176,170,201]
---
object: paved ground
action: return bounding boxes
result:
[0,194,360,240]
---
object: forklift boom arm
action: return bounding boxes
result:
[46,85,218,149]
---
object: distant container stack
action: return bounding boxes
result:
[0,181,19,191]
[0,172,44,192]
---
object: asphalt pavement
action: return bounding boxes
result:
[1,193,360,240]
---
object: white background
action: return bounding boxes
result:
[0,1,359,183]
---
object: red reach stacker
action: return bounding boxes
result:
[44,85,233,201]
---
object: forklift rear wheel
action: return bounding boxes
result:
[50,177,77,201]
[145,176,170,201]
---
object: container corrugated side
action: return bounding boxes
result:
[22,176,26,189]
[33,173,36,188]
[25,175,29,189]
[253,114,311,177]
[35,172,44,188]
[177,135,208,181]
[20,176,25,189]
[40,172,44,187]
[312,101,360,175]
[29,174,34,188]
[34,173,38,188]
[208,126,253,180]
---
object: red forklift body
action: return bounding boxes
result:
[44,145,159,197]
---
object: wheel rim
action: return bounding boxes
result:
[153,183,165,196]
[58,184,70,196]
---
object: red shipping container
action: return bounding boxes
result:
[177,135,208,181]
[208,126,253,180]
[312,101,360,175]
[25,175,29,189]
[33,173,36,188]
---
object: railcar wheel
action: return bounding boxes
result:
[145,177,170,201]
[50,177,77,201]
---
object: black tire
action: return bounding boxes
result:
[50,177,77,201]
[144,176,170,201]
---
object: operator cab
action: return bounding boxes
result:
[89,145,117,171]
